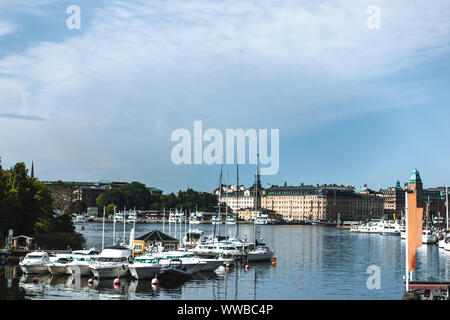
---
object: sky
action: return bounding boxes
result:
[0,0,450,193]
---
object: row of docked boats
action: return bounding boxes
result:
[19,231,274,284]
[348,219,450,248]
[349,219,403,236]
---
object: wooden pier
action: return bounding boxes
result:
[405,280,450,300]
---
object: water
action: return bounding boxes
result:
[1,222,449,300]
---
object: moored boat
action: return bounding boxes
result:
[19,251,51,274]
[89,246,132,279]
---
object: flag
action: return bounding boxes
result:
[407,193,423,272]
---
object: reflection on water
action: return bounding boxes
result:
[1,223,449,300]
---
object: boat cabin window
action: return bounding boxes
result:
[98,257,128,262]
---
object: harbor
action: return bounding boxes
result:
[1,222,449,300]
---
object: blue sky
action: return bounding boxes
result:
[1,0,450,193]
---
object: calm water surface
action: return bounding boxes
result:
[1,222,449,300]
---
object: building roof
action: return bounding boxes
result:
[135,229,179,242]
[12,235,34,240]
[410,169,422,182]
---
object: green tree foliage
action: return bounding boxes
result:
[0,162,79,247]
[96,184,218,212]
[96,181,152,210]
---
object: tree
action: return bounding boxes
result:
[96,182,152,210]
[48,181,76,214]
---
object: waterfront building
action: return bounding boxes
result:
[214,171,264,212]
[380,180,406,220]
[132,229,179,254]
[422,187,447,224]
[236,208,281,222]
[261,184,384,222]
[406,169,424,208]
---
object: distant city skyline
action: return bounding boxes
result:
[1,1,450,194]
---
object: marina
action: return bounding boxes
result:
[1,222,449,300]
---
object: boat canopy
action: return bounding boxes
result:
[99,246,131,258]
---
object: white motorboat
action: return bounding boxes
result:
[114,212,124,223]
[183,229,204,248]
[192,241,243,258]
[47,255,74,275]
[254,214,268,225]
[169,210,185,223]
[153,251,223,273]
[19,251,51,274]
[189,211,204,224]
[66,248,100,276]
[74,215,86,223]
[211,215,222,225]
[126,211,137,224]
[226,215,237,225]
[129,255,161,279]
[379,221,401,236]
[89,246,132,278]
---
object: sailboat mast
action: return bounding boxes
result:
[102,206,105,251]
[162,208,166,233]
[446,186,449,231]
[113,206,116,245]
[254,154,259,244]
[218,164,223,239]
[123,206,126,244]
[236,164,239,238]
[225,171,229,239]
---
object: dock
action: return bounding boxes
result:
[405,280,450,300]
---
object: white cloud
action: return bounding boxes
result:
[0,20,16,36]
[0,0,449,190]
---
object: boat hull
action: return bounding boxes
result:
[247,251,273,262]
[157,269,191,283]
[422,235,438,244]
[48,265,71,275]
[67,264,93,277]
[129,265,160,279]
[20,264,49,274]
[90,264,130,278]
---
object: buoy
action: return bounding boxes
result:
[151,277,159,285]
[271,257,277,263]
[113,277,120,288]
[87,278,94,286]
[244,265,249,271]
[32,277,39,284]
[225,263,231,269]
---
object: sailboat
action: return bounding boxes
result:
[422,197,438,244]
[246,155,274,263]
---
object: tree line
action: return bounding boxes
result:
[96,182,219,214]
[0,162,83,249]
